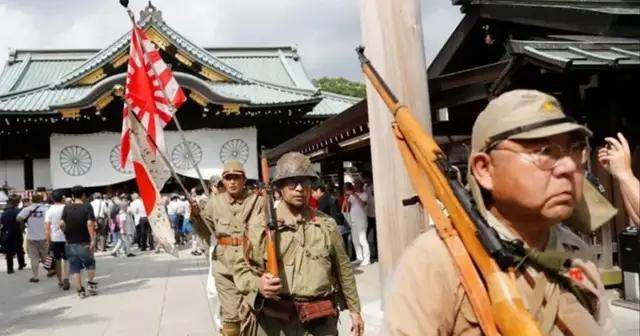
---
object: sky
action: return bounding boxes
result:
[0,0,463,81]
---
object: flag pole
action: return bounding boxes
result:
[115,85,216,236]
[120,2,211,198]
[114,85,190,196]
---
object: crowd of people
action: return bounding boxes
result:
[1,186,98,298]
[0,184,217,299]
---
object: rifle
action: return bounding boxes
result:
[260,147,279,276]
[357,47,543,336]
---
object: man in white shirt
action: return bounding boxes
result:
[90,193,108,251]
[129,193,152,251]
[17,193,50,282]
[167,195,184,246]
[45,189,69,290]
[347,180,370,266]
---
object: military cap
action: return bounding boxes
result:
[222,160,245,177]
[468,89,611,233]
[273,152,318,184]
[471,89,592,152]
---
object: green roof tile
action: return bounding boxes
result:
[0,4,357,117]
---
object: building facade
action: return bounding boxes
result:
[0,4,359,191]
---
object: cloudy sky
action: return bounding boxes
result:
[0,0,462,81]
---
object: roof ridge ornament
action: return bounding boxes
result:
[139,1,163,24]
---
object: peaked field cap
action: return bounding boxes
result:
[273,152,318,183]
[222,160,245,176]
[471,89,592,152]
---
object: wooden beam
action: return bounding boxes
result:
[265,100,367,163]
[428,13,479,77]
[361,0,432,307]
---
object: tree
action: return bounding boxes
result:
[313,77,366,98]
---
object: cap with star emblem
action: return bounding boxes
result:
[471,89,592,152]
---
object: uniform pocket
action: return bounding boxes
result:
[299,247,333,295]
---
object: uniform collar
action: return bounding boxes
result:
[225,191,247,205]
[485,211,583,254]
[275,201,314,229]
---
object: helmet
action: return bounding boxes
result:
[272,152,318,184]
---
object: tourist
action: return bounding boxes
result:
[344,181,370,266]
[90,192,108,251]
[111,202,136,257]
[598,132,639,227]
[44,189,70,290]
[312,182,350,252]
[363,172,378,262]
[180,195,193,247]
[1,195,26,274]
[17,193,50,283]
[60,185,98,298]
[167,194,185,246]
[130,193,153,251]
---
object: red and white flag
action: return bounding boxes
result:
[119,23,186,257]
[120,26,186,168]
[128,111,177,256]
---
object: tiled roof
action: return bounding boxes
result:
[207,47,316,90]
[0,4,358,117]
[309,92,362,116]
[508,35,640,70]
[0,87,92,113]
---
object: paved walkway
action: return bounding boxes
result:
[0,249,636,335]
[0,249,382,336]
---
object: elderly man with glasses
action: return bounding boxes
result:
[384,90,614,336]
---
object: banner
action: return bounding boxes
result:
[50,127,257,188]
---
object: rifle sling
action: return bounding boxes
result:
[392,127,499,336]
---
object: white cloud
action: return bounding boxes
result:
[0,0,462,81]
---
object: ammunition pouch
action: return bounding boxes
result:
[262,297,337,323]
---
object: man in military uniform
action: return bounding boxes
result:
[191,160,262,336]
[233,152,364,336]
[383,90,614,335]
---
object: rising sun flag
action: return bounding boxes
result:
[119,18,186,257]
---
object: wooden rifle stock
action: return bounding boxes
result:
[357,47,543,336]
[260,148,279,276]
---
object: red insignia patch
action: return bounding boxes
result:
[568,268,584,282]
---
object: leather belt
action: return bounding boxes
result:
[217,236,243,246]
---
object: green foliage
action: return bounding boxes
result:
[313,77,366,98]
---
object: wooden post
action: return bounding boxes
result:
[361,0,432,307]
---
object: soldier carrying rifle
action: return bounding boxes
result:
[234,152,364,336]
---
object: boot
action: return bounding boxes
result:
[220,322,241,336]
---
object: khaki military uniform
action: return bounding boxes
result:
[233,202,361,336]
[382,212,614,336]
[195,191,262,329]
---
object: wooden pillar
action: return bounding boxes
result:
[361,0,432,307]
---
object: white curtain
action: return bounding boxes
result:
[50,127,257,188]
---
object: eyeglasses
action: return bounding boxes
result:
[491,141,588,170]
[282,178,312,189]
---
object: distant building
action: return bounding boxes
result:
[0,3,360,191]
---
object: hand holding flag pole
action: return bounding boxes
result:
[119,0,210,198]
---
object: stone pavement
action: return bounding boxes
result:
[0,249,636,335]
[0,249,382,336]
